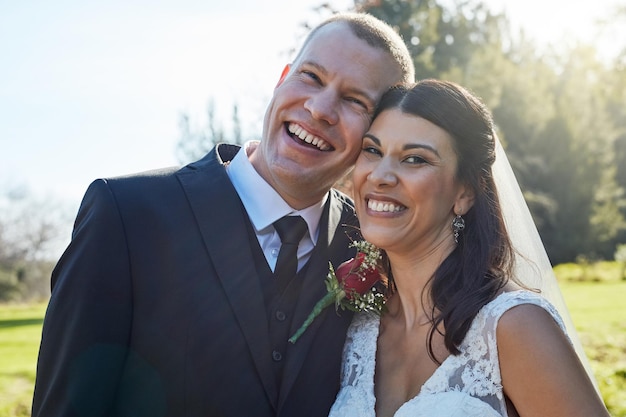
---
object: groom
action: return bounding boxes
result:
[32,12,414,417]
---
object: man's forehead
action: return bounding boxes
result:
[294,23,387,73]
[295,22,355,60]
[292,21,402,99]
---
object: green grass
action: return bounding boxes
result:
[554,260,626,283]
[560,280,626,416]
[1,279,624,416]
[0,303,46,417]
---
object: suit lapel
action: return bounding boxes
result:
[176,145,278,407]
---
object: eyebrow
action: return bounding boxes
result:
[363,133,441,157]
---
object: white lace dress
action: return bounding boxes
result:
[328,290,568,417]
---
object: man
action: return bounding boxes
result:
[32,12,414,417]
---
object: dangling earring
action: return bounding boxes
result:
[452,214,465,244]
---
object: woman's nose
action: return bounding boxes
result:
[367,159,398,187]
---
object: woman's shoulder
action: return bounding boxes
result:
[484,290,568,339]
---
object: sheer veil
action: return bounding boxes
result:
[493,139,598,387]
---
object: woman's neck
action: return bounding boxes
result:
[384,239,454,329]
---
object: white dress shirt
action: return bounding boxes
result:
[225,141,327,272]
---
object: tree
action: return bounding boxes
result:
[355,0,508,80]
[176,99,246,164]
[354,0,626,263]
[0,185,71,301]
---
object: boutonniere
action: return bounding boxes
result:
[289,241,385,344]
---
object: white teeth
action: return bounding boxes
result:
[298,130,313,142]
[288,123,331,151]
[368,199,404,212]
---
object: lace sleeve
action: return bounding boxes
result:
[340,312,379,386]
[421,290,568,416]
[330,312,379,417]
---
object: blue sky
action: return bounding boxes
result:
[0,0,621,215]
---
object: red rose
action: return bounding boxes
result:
[335,252,381,300]
[288,241,384,344]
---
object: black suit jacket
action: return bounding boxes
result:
[32,144,359,417]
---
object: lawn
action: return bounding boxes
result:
[560,280,626,416]
[1,281,624,416]
[0,303,46,417]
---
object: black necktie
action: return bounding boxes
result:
[273,215,308,292]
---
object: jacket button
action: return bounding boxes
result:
[275,310,286,321]
[272,350,282,362]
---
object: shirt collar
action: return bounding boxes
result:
[226,140,327,242]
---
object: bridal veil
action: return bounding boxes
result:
[493,139,598,387]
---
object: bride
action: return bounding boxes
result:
[328,79,609,416]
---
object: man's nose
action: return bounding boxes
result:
[304,89,339,125]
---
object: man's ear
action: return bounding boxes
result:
[276,64,291,88]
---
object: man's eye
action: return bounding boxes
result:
[362,146,381,156]
[347,97,368,110]
[303,71,321,83]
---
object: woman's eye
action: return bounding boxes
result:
[404,155,427,164]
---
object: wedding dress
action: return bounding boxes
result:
[328,291,567,417]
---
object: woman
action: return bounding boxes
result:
[328,80,609,416]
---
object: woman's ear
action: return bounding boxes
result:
[454,185,475,215]
[275,64,291,88]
